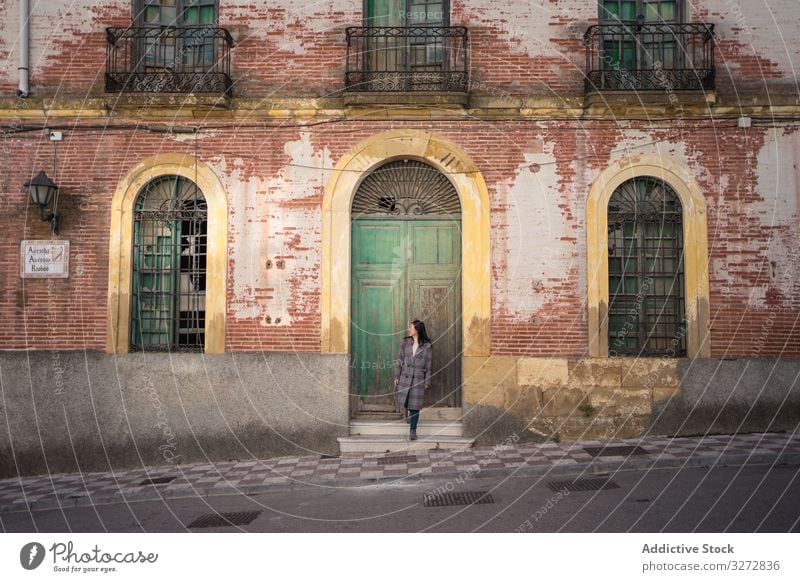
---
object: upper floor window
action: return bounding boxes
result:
[599,1,681,78]
[585,0,714,92]
[346,1,467,93]
[134,0,218,27]
[600,1,681,24]
[106,0,232,95]
[132,1,218,73]
[366,0,449,27]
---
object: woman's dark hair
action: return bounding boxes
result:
[407,319,431,345]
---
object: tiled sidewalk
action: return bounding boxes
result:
[1,431,798,512]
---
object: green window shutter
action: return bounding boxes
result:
[620,1,637,21]
[367,0,403,26]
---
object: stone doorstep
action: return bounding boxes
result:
[349,419,463,437]
[337,435,475,455]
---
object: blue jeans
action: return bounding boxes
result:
[404,392,420,431]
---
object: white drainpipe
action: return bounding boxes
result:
[17,0,30,97]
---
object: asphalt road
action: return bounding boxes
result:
[2,463,798,533]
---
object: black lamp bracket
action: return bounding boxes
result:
[36,206,60,235]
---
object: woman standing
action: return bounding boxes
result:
[393,319,432,441]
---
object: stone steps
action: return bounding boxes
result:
[352,407,462,421]
[337,435,475,455]
[418,407,462,421]
[339,408,473,454]
[349,419,463,437]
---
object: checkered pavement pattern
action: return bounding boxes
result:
[1,432,798,512]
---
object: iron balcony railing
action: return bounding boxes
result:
[106,25,233,96]
[345,26,468,92]
[584,22,715,92]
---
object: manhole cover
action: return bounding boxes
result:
[187,511,262,529]
[546,478,620,492]
[138,476,176,485]
[377,455,417,465]
[423,491,495,507]
[582,445,650,457]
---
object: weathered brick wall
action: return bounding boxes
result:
[1,1,799,98]
[1,119,798,355]
[692,0,800,96]
[0,0,129,97]
[0,1,798,356]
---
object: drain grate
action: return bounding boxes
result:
[547,478,620,492]
[187,511,262,529]
[583,445,650,457]
[138,476,176,486]
[377,455,417,466]
[320,454,339,459]
[423,491,495,507]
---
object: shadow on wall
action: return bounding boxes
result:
[648,358,800,437]
[0,352,350,478]
[459,356,800,444]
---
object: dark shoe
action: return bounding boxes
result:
[410,430,417,441]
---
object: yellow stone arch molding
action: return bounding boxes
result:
[586,154,711,359]
[107,154,228,353]
[322,129,491,356]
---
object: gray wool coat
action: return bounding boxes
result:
[394,336,432,411]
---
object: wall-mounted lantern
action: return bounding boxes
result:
[25,170,60,235]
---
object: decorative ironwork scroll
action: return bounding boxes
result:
[352,160,461,217]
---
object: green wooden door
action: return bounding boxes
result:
[351,218,461,411]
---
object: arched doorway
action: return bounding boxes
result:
[350,159,462,412]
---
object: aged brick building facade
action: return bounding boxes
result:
[1,0,799,475]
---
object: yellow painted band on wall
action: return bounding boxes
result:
[586,155,711,358]
[321,129,492,357]
[107,154,228,353]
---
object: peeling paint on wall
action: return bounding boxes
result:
[501,147,577,317]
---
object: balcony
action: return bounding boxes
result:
[344,26,468,105]
[584,22,715,93]
[105,25,233,97]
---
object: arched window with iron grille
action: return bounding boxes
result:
[131,175,208,352]
[607,176,686,356]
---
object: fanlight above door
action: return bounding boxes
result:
[352,160,461,217]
